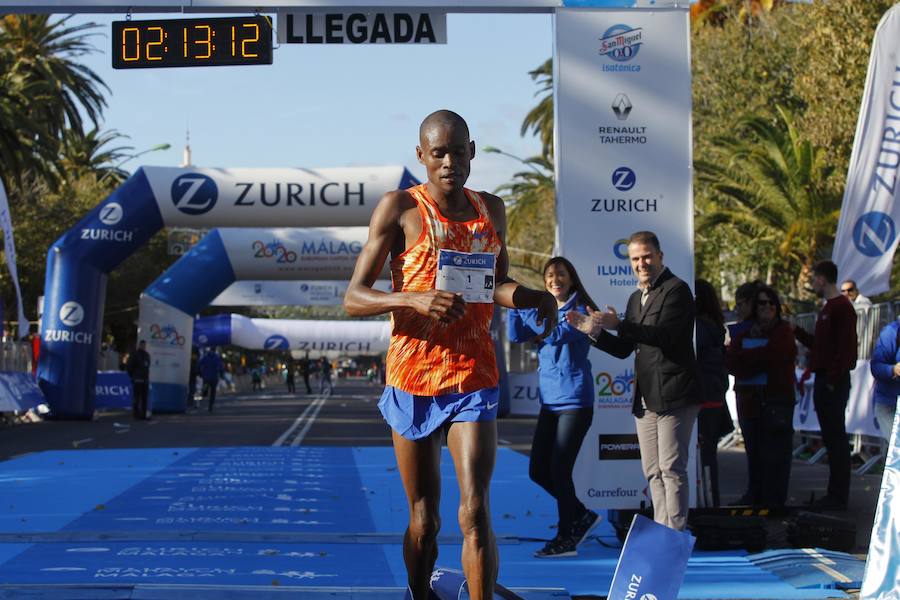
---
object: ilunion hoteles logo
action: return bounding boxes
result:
[99,202,124,226]
[264,334,290,350]
[852,211,896,257]
[171,173,218,216]
[59,301,85,327]
[612,167,636,192]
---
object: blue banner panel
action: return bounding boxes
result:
[0,371,45,412]
[151,381,188,413]
[608,515,695,600]
[193,313,233,347]
[145,229,236,315]
[38,169,165,419]
[94,371,133,410]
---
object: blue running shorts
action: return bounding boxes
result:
[378,386,500,440]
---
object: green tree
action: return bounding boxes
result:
[696,106,842,300]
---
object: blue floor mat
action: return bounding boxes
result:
[0,447,857,598]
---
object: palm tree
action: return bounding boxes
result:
[57,128,135,186]
[520,58,553,161]
[696,105,841,298]
[0,15,108,188]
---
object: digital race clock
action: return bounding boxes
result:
[112,16,273,69]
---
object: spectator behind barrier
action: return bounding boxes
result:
[870,317,900,442]
[725,285,796,509]
[694,279,732,508]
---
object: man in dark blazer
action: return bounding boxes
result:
[567,231,700,530]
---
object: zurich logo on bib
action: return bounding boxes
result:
[852,211,896,257]
[171,173,218,216]
[264,335,290,350]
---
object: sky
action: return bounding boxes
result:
[68,11,554,193]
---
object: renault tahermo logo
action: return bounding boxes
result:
[171,174,218,216]
[612,94,632,120]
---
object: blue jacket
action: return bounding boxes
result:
[507,294,594,409]
[199,351,224,382]
[871,319,900,408]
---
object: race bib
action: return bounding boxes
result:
[436,249,496,303]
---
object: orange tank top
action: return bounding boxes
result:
[386,184,501,396]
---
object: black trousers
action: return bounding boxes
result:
[203,379,218,412]
[813,370,851,503]
[302,373,312,393]
[529,406,593,537]
[132,380,149,419]
[697,406,726,507]
[740,397,794,507]
[286,377,296,394]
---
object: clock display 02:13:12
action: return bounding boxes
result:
[112,16,273,69]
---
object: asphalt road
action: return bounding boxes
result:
[0,377,539,462]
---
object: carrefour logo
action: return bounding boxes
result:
[612,167,636,192]
[853,211,896,257]
[599,24,642,62]
[264,335,290,350]
[59,301,85,327]
[171,174,218,216]
[99,202,123,226]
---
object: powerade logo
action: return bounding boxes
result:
[264,335,290,350]
[150,323,186,346]
[43,301,92,345]
[598,434,641,460]
[598,240,638,287]
[172,174,218,216]
[853,211,896,257]
[599,24,642,72]
[300,283,310,292]
[252,240,298,263]
[596,369,634,408]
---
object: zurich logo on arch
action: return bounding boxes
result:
[59,301,85,327]
[264,335,290,350]
[171,173,218,216]
[99,202,123,226]
[852,211,896,257]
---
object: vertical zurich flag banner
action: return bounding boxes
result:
[39,166,416,418]
[861,404,900,599]
[608,515,695,600]
[554,8,695,509]
[832,5,900,296]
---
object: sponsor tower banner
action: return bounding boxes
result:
[832,5,900,296]
[555,8,694,509]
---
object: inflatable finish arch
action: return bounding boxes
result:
[139,226,379,412]
[193,314,390,355]
[38,166,416,418]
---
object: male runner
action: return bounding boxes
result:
[345,110,557,600]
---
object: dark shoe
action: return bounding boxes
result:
[534,535,577,558]
[810,494,848,511]
[571,510,601,546]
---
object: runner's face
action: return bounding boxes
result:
[417,123,473,194]
[544,263,573,302]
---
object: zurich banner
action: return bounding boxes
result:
[554,8,695,509]
[832,5,900,296]
[211,280,392,306]
[39,166,416,418]
[194,314,390,354]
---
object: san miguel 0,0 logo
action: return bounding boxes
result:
[599,24,642,72]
